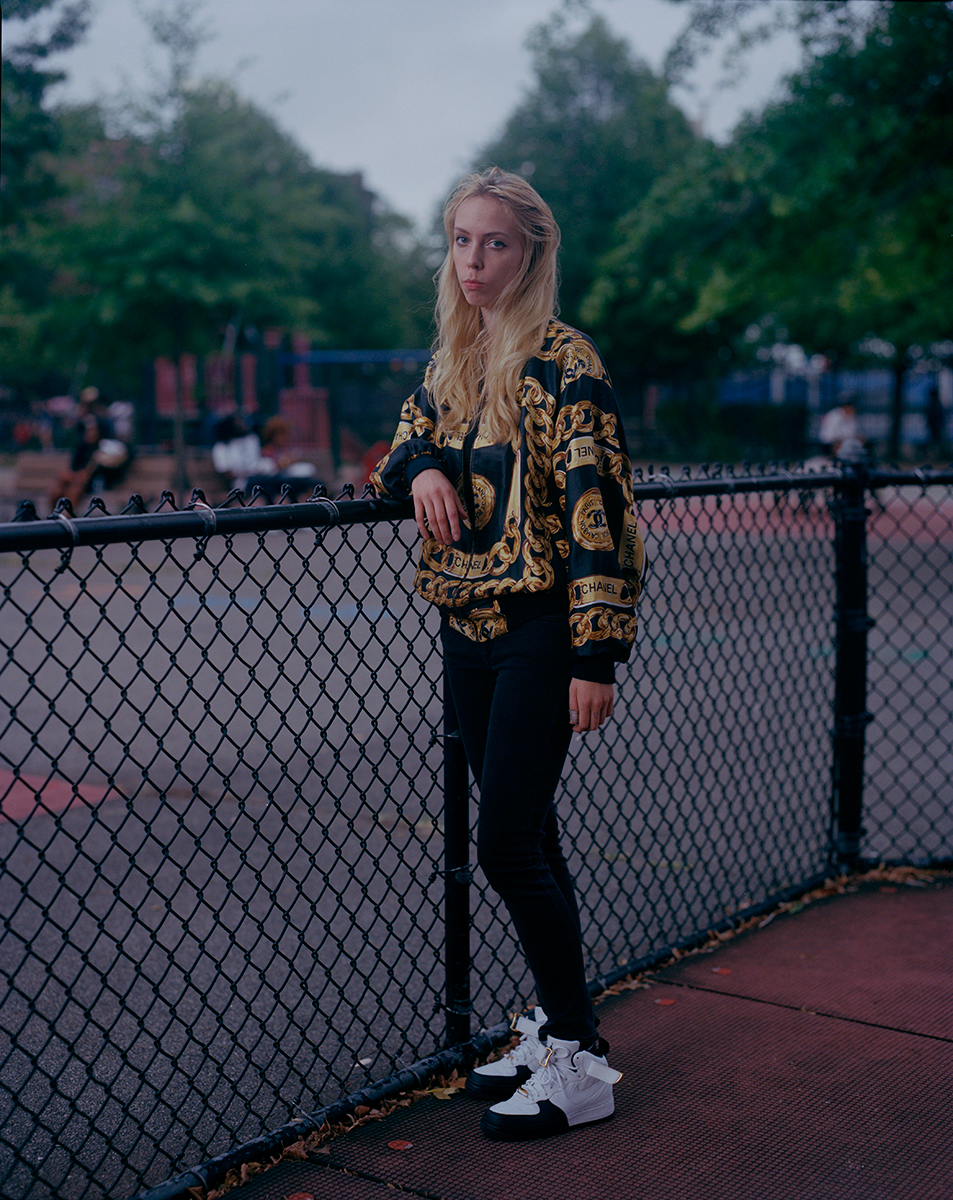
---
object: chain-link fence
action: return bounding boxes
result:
[1,464,950,1200]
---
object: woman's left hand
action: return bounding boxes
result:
[569,679,614,733]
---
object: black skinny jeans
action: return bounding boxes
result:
[440,612,598,1047]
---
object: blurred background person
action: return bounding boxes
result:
[245,415,323,500]
[819,397,863,458]
[210,413,266,492]
[47,407,132,511]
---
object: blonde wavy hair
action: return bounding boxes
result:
[429,167,560,446]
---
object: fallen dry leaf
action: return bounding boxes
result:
[421,1076,467,1101]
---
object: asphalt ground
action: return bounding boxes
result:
[0,485,950,1198]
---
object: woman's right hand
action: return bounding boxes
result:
[411,469,468,545]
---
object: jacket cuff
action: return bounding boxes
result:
[571,654,615,685]
[404,453,446,487]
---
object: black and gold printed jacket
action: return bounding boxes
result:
[370,320,645,682]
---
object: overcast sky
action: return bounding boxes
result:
[38,0,802,231]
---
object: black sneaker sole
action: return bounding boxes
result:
[481,1102,614,1141]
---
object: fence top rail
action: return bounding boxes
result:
[630,462,953,499]
[868,465,953,488]
[1,464,950,554]
[0,493,415,553]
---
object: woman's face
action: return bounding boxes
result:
[452,195,525,324]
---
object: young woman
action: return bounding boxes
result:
[371,167,644,1140]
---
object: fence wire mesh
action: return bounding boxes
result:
[863,479,953,861]
[0,465,950,1200]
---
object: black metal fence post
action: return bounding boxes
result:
[831,458,873,869]
[442,678,473,1048]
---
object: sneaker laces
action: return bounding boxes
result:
[505,1038,543,1069]
[518,1044,622,1100]
[517,1046,576,1101]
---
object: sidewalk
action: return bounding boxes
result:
[223,874,952,1200]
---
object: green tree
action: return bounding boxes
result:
[686,0,953,457]
[1,1,92,398]
[580,135,734,368]
[473,6,696,331]
[586,0,953,457]
[663,0,888,85]
[1,0,432,403]
[1,0,91,225]
[54,83,417,374]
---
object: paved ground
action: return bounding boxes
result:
[230,874,953,1200]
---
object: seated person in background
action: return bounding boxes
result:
[245,416,323,501]
[210,414,267,492]
[259,416,297,473]
[819,400,863,458]
[48,410,132,511]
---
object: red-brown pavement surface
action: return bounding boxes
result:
[226,877,953,1200]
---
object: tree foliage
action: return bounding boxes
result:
[674,0,953,350]
[52,83,422,371]
[663,0,889,84]
[1,0,91,224]
[579,136,735,388]
[0,1,432,401]
[583,0,953,453]
[474,7,697,329]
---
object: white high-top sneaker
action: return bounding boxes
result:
[465,1007,548,1101]
[480,1035,621,1140]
